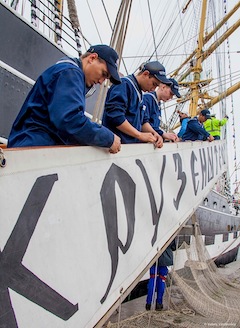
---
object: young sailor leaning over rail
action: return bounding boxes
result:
[142,77,180,142]
[7,45,122,154]
[102,61,178,148]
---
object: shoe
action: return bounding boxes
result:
[155,303,163,311]
[145,303,151,311]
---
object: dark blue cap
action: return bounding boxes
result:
[201,109,211,119]
[169,78,181,98]
[87,45,121,85]
[142,61,172,85]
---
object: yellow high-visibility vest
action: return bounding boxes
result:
[203,117,228,137]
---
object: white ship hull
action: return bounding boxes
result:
[0,141,227,327]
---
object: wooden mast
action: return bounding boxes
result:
[183,0,207,117]
[173,0,240,118]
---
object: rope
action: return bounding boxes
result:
[86,0,103,44]
[222,1,237,187]
[66,0,82,55]
[147,0,158,61]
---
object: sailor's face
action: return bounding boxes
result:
[160,84,173,101]
[142,76,160,92]
[156,84,173,101]
[199,114,207,123]
[85,55,110,87]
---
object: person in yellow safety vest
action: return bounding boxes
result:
[203,113,229,140]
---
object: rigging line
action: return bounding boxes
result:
[210,1,226,97]
[177,0,188,57]
[168,0,199,68]
[101,0,113,30]
[118,0,132,75]
[122,51,240,59]
[102,0,129,75]
[151,4,185,57]
[126,0,156,73]
[26,2,77,49]
[86,0,103,44]
[147,0,157,61]
[158,3,191,67]
[127,0,168,73]
[157,31,201,72]
[111,2,129,57]
[148,19,176,62]
[31,0,92,49]
[223,0,237,185]
[160,4,193,68]
[125,1,143,72]
[168,3,233,76]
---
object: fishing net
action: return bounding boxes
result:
[106,226,240,328]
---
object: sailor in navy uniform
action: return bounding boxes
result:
[146,239,176,311]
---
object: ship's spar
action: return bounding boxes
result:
[168,0,240,129]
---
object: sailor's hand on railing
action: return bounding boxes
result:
[152,132,163,148]
[207,135,214,142]
[138,132,157,144]
[109,134,121,153]
[162,132,179,142]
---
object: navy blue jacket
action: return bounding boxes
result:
[8,58,114,148]
[158,240,176,267]
[102,74,146,144]
[142,91,164,136]
[182,116,210,141]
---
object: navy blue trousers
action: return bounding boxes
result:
[146,265,168,305]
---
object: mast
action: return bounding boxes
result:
[173,1,240,78]
[173,0,240,118]
[182,0,208,117]
[203,82,240,110]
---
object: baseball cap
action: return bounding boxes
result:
[179,110,188,116]
[200,109,211,119]
[142,61,172,85]
[87,45,121,85]
[169,78,181,98]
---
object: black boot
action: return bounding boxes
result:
[155,303,163,311]
[145,303,151,311]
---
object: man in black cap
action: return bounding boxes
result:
[8,44,122,153]
[102,61,173,147]
[182,109,214,142]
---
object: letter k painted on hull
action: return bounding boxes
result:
[0,174,78,327]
